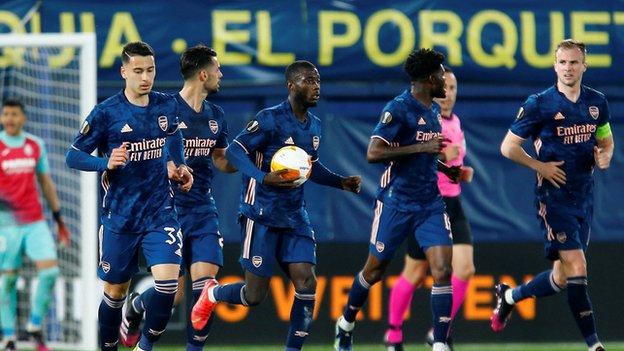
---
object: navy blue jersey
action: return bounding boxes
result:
[71,90,181,233]
[509,85,610,214]
[233,100,321,229]
[173,93,229,215]
[372,90,443,211]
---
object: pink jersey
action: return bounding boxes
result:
[0,134,45,224]
[438,113,466,197]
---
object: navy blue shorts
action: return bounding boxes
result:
[407,195,472,259]
[239,216,316,278]
[178,212,224,275]
[97,217,183,284]
[537,201,591,261]
[369,199,452,261]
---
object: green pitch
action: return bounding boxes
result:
[150,343,624,351]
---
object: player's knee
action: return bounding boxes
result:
[244,285,269,306]
[430,263,452,284]
[454,262,475,280]
[37,266,60,287]
[362,269,384,285]
[292,275,316,294]
[103,283,129,300]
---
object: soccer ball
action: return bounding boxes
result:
[270,146,312,186]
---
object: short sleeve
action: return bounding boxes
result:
[233,111,274,154]
[509,94,542,139]
[371,106,403,144]
[35,140,50,174]
[71,107,106,154]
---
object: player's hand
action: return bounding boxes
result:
[263,169,298,188]
[176,165,194,192]
[536,160,566,188]
[594,146,611,170]
[341,176,362,193]
[417,136,447,154]
[107,142,129,170]
[438,161,462,183]
[55,216,71,247]
[442,144,460,162]
[459,166,474,183]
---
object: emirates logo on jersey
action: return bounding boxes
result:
[158,115,168,131]
[209,120,219,134]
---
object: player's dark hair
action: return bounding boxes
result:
[285,60,316,82]
[180,44,218,80]
[556,39,586,61]
[121,41,155,64]
[2,99,25,112]
[404,48,445,82]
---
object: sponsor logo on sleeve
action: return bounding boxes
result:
[381,111,392,124]
[79,120,90,135]
[246,120,260,133]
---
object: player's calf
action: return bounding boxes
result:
[137,279,178,351]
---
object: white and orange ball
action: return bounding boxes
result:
[270,146,312,186]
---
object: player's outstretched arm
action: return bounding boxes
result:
[310,160,361,193]
[65,146,110,172]
[226,142,295,187]
[501,131,566,188]
[367,136,446,163]
[37,173,71,246]
[212,148,237,173]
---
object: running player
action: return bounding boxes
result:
[334,48,453,351]
[191,60,361,351]
[491,39,613,351]
[66,41,193,351]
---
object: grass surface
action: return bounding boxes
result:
[141,342,624,350]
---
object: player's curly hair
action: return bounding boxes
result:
[121,41,155,63]
[403,48,445,82]
[180,44,218,80]
[285,60,316,82]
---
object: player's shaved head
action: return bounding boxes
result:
[285,60,317,82]
[404,48,445,82]
[121,41,155,64]
[180,44,218,80]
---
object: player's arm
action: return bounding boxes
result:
[226,116,295,187]
[212,148,237,173]
[165,124,193,192]
[367,136,445,163]
[37,146,70,246]
[66,108,126,171]
[500,131,566,188]
[594,124,614,170]
[310,160,361,193]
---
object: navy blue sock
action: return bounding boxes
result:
[98,292,125,351]
[567,276,599,347]
[132,289,147,314]
[213,282,247,305]
[431,284,452,343]
[187,277,214,350]
[285,291,315,350]
[139,279,178,350]
[343,272,371,323]
[511,270,562,302]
